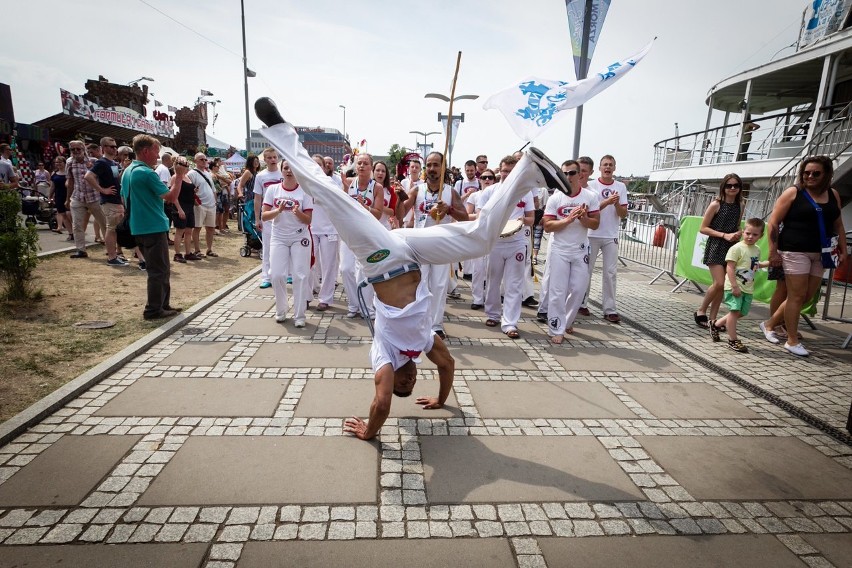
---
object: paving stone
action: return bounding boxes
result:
[297,379,461,419]
[250,524,275,541]
[475,520,504,537]
[801,534,852,568]
[159,341,234,366]
[273,524,299,540]
[0,543,209,566]
[620,383,761,419]
[547,347,684,373]
[468,382,635,419]
[5,527,48,545]
[210,543,243,561]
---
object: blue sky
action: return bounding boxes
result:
[3,0,807,175]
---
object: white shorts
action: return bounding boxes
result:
[194,205,216,228]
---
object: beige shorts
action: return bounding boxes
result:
[194,205,216,228]
[780,251,824,277]
[101,202,124,232]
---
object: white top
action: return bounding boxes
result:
[454,177,480,197]
[253,168,284,201]
[155,163,170,186]
[370,278,435,372]
[466,189,483,212]
[187,168,216,208]
[476,183,535,243]
[263,184,314,238]
[536,187,550,210]
[544,188,600,251]
[587,178,628,239]
[413,183,454,228]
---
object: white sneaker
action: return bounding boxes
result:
[784,342,809,357]
[759,322,780,344]
[294,320,305,328]
[275,314,287,323]
[346,311,360,319]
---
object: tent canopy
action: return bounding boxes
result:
[223,152,246,172]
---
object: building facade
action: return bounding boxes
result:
[248,127,351,165]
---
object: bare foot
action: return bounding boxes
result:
[566,327,574,334]
[550,335,564,344]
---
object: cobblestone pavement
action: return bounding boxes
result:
[0,258,850,567]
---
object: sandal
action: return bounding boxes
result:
[485,319,499,327]
[727,338,748,353]
[505,329,520,339]
[709,319,721,342]
[694,311,709,329]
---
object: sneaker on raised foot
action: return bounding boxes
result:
[255,97,286,127]
[346,310,360,319]
[528,147,572,195]
[759,321,779,344]
[294,319,306,328]
[727,339,749,353]
[784,342,809,357]
[275,314,287,323]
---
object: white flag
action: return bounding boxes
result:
[483,39,655,141]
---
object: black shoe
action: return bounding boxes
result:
[69,250,88,259]
[255,97,286,127]
[522,296,539,308]
[144,309,178,320]
[578,307,591,317]
[462,273,473,281]
[528,147,572,195]
[470,303,484,311]
[536,312,548,323]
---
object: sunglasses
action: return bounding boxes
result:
[477,160,488,164]
[803,170,823,178]
[562,170,578,176]
[480,175,495,180]
[724,183,741,189]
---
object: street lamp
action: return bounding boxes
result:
[410,130,440,161]
[338,105,347,140]
[424,92,478,167]
[240,0,257,154]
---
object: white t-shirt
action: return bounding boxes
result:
[413,183,454,228]
[253,168,284,201]
[587,178,628,239]
[476,183,534,243]
[454,177,480,197]
[155,163,171,186]
[187,168,216,208]
[544,188,600,251]
[370,278,435,372]
[262,184,314,239]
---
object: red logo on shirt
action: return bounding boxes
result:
[273,198,299,210]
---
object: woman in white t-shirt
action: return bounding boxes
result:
[261,161,314,327]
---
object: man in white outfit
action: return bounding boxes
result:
[580,155,628,323]
[255,97,571,440]
[310,155,340,311]
[253,148,284,288]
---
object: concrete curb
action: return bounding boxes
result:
[0,265,261,447]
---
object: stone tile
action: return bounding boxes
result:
[421,437,644,503]
[468,382,636,419]
[160,341,234,366]
[295,379,461,419]
[250,344,371,368]
[324,319,372,339]
[802,534,852,568]
[95,378,289,417]
[0,435,140,507]
[226,317,318,337]
[422,344,536,370]
[547,347,684,373]
[139,437,376,505]
[231,298,276,312]
[620,383,761,419]
[637,436,852,500]
[238,539,516,567]
[443,320,518,340]
[538,535,805,567]
[0,543,208,566]
[517,321,630,342]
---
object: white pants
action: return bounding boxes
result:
[259,122,544,281]
[582,236,619,315]
[340,242,375,316]
[312,233,340,305]
[260,220,272,283]
[422,263,450,331]
[537,236,553,311]
[70,199,105,251]
[547,244,589,336]
[522,227,534,299]
[469,256,487,304]
[269,233,312,321]
[485,238,527,332]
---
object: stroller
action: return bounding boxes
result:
[19,182,58,230]
[238,199,262,258]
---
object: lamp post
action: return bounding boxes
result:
[338,105,347,141]
[240,0,257,154]
[410,130,440,161]
[424,93,478,167]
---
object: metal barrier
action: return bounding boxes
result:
[617,210,680,285]
[822,230,852,348]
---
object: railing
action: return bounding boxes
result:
[617,211,680,285]
[822,231,852,348]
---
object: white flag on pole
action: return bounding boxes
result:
[483,39,655,141]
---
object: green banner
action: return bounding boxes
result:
[675,215,818,314]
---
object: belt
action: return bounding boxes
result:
[364,263,420,285]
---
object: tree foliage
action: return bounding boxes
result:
[0,191,40,301]
[386,144,408,178]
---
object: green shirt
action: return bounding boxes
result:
[724,241,760,294]
[120,160,168,236]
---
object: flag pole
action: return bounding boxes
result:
[572,0,593,158]
[440,51,463,193]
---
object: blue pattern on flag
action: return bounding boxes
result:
[515,80,569,126]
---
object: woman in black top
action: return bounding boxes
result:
[761,156,847,356]
[171,157,199,262]
[694,174,744,328]
[49,156,72,236]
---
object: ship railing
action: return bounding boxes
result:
[617,210,680,286]
[822,231,852,348]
